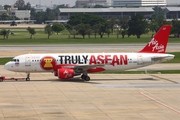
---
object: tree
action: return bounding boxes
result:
[0,29,10,39]
[108,17,118,34]
[92,24,99,39]
[84,24,91,38]
[106,29,111,38]
[5,30,10,39]
[46,8,59,20]
[94,5,106,8]
[75,24,91,39]
[56,4,69,8]
[68,14,106,27]
[128,14,148,38]
[97,23,107,38]
[31,11,46,24]
[171,19,180,38]
[150,7,166,33]
[69,29,78,39]
[27,27,36,39]
[65,24,73,31]
[0,13,11,20]
[121,30,127,39]
[52,23,65,35]
[26,2,31,10]
[119,17,129,38]
[45,24,53,39]
[14,0,26,10]
[105,21,111,37]
[3,5,11,10]
[114,24,121,38]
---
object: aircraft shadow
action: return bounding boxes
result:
[49,77,157,83]
[3,77,157,84]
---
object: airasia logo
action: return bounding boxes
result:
[63,70,72,78]
[40,56,56,70]
[58,69,74,79]
[148,38,164,53]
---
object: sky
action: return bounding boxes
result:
[1,0,180,7]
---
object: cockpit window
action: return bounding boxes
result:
[11,59,19,62]
[11,59,16,62]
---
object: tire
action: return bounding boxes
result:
[26,78,30,81]
[84,76,90,81]
[0,78,3,82]
[81,75,85,80]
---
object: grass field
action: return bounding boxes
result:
[0,29,180,44]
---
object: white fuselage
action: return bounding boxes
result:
[4,53,174,73]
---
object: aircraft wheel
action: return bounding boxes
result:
[81,75,85,79]
[26,73,30,81]
[0,78,3,82]
[26,78,30,81]
[84,76,90,81]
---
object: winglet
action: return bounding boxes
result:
[139,25,172,53]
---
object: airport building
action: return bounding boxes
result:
[165,7,180,19]
[112,0,167,7]
[10,8,31,20]
[58,7,154,21]
[76,0,107,8]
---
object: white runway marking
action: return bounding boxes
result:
[140,92,180,115]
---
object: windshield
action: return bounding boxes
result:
[11,59,19,62]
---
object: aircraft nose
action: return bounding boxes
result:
[4,62,12,71]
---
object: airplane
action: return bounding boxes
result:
[4,25,175,81]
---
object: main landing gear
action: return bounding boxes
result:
[81,73,90,81]
[26,73,30,81]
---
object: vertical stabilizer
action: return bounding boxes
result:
[139,25,172,53]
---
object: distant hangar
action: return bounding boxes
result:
[58,7,180,22]
[58,7,154,20]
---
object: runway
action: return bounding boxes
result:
[0,66,180,120]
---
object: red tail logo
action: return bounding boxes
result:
[139,25,172,53]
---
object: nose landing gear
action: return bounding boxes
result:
[26,73,30,81]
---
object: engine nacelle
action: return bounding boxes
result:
[57,68,74,79]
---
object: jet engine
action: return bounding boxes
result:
[56,68,75,79]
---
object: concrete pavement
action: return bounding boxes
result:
[0,65,180,120]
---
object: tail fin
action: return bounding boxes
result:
[139,25,172,53]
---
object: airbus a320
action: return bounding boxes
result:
[5,25,175,81]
